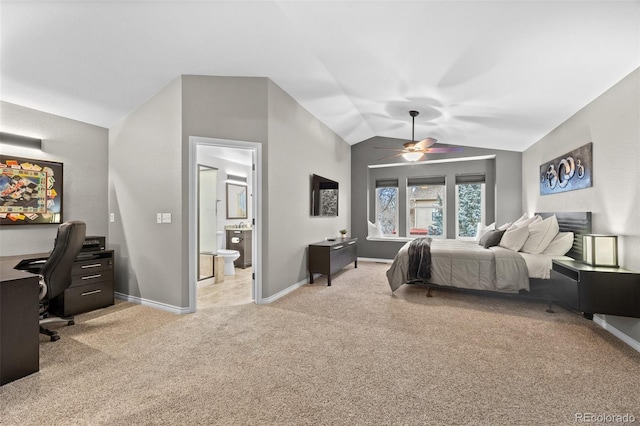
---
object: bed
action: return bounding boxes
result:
[386,212,592,306]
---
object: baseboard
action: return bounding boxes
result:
[358,257,393,263]
[593,315,640,353]
[114,292,191,315]
[257,277,310,304]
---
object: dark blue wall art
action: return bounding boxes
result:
[540,142,592,195]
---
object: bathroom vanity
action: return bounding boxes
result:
[226,228,252,268]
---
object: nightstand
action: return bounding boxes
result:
[551,259,640,319]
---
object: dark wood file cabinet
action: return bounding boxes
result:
[50,250,115,317]
[551,259,640,319]
[308,238,357,286]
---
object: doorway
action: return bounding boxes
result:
[189,137,262,312]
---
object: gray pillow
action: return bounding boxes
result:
[478,229,506,248]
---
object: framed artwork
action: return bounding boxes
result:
[226,183,247,219]
[540,142,592,195]
[0,155,63,225]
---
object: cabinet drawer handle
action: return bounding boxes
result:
[348,241,356,245]
[82,274,102,280]
[81,289,102,296]
[82,263,102,269]
[333,245,344,250]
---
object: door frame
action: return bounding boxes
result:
[188,136,262,312]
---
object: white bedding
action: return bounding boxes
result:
[519,253,573,279]
[386,239,572,293]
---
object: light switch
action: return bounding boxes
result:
[162,213,172,223]
[110,213,115,223]
[157,213,162,224]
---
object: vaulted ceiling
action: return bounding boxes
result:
[1,1,638,151]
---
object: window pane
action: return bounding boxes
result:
[376,187,398,236]
[456,183,485,238]
[407,184,445,238]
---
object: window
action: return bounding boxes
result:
[455,174,486,239]
[407,177,446,238]
[375,179,398,236]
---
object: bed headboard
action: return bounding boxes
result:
[536,212,592,261]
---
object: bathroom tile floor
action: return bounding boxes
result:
[197,266,253,309]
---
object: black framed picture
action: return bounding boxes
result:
[0,155,63,225]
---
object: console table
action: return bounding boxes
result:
[308,238,357,286]
[551,259,640,319]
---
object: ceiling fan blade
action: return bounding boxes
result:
[373,147,406,151]
[377,152,407,161]
[415,137,437,150]
[422,147,464,153]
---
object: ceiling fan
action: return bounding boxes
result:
[376,110,463,162]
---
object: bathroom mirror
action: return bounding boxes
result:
[226,183,247,219]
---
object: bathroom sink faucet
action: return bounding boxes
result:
[239,222,245,228]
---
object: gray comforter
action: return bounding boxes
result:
[386,239,530,293]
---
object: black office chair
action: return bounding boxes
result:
[38,220,86,341]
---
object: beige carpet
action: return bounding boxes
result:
[1,261,639,425]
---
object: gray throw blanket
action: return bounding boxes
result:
[407,237,432,282]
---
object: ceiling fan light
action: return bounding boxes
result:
[402,152,423,162]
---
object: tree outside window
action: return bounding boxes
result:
[456,183,485,238]
[376,186,398,236]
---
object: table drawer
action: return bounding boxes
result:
[62,281,114,316]
[70,270,113,288]
[72,257,113,275]
[330,243,356,273]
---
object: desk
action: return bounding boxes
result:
[0,254,41,386]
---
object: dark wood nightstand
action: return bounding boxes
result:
[551,259,640,319]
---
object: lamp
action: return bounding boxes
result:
[0,132,42,150]
[583,234,618,267]
[402,152,423,162]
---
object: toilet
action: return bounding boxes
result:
[216,231,240,275]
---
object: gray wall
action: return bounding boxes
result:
[351,136,521,259]
[109,77,183,307]
[523,67,640,343]
[266,79,351,295]
[0,101,108,256]
[109,75,350,309]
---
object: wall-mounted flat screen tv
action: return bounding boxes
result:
[0,155,63,225]
[311,174,338,217]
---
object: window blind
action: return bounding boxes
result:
[455,173,486,184]
[407,176,446,186]
[375,178,399,188]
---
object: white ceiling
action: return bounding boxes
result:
[1,1,638,152]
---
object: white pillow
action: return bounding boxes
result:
[508,215,540,230]
[476,222,495,241]
[513,213,529,224]
[521,215,560,254]
[542,232,574,256]
[497,221,512,231]
[499,224,529,251]
[367,221,382,238]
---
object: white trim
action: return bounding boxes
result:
[114,292,190,315]
[257,277,309,304]
[358,257,394,264]
[368,154,496,169]
[366,236,412,242]
[592,315,640,353]
[189,137,263,311]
